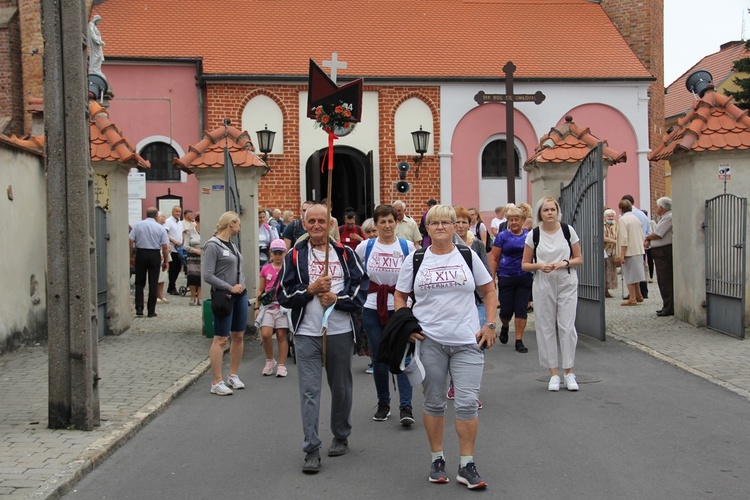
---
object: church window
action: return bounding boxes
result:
[482,139,520,178]
[141,142,180,181]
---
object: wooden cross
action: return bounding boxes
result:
[474,61,546,203]
[323,52,347,84]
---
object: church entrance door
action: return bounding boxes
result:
[305,146,374,224]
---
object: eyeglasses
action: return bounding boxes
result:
[428,220,454,228]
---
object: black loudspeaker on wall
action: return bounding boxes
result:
[396,161,411,193]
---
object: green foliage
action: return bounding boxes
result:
[724,43,750,110]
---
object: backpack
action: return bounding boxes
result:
[474,223,493,253]
[291,240,349,267]
[363,238,410,271]
[411,245,481,303]
[532,224,573,272]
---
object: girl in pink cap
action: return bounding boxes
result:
[254,238,291,377]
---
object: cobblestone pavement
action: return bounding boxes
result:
[0,274,748,498]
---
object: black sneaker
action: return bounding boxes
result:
[302,450,321,474]
[135,310,143,316]
[373,403,391,421]
[429,457,449,483]
[515,340,528,353]
[399,406,415,426]
[456,462,487,489]
[499,325,509,344]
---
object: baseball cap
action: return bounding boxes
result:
[269,239,286,252]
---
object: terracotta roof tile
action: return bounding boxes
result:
[0,134,45,156]
[174,126,267,173]
[665,41,750,119]
[27,97,44,115]
[649,85,750,161]
[89,101,150,168]
[92,0,650,80]
[524,115,627,168]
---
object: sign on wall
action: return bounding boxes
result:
[128,199,142,227]
[128,170,147,199]
[94,173,110,211]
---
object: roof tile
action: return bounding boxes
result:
[650,85,750,160]
[174,126,267,173]
[89,101,150,168]
[91,0,650,80]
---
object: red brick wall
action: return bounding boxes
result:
[0,2,24,135]
[18,0,42,134]
[601,0,665,211]
[205,83,442,216]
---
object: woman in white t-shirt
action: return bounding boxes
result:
[395,205,498,489]
[521,197,583,392]
[356,205,416,425]
[468,207,488,250]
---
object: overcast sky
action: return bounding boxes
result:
[664,0,749,84]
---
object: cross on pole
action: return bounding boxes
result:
[474,61,546,203]
[323,52,347,84]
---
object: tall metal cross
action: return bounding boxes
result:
[323,52,347,83]
[474,61,546,203]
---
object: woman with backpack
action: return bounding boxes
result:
[394,204,497,490]
[467,208,489,251]
[521,197,583,392]
[355,204,416,425]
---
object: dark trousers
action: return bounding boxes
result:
[168,250,181,292]
[639,254,649,298]
[650,244,673,314]
[645,248,655,279]
[134,249,161,314]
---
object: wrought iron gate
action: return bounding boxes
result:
[704,194,747,339]
[559,143,605,340]
[95,206,108,338]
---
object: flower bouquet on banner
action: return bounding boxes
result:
[312,102,356,136]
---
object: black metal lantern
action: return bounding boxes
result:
[256,124,276,164]
[411,125,430,177]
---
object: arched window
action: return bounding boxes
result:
[140,142,180,181]
[482,139,520,178]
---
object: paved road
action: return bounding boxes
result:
[63,330,750,499]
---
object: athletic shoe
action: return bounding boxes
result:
[210,381,233,396]
[447,383,455,400]
[564,372,579,391]
[477,400,483,410]
[276,365,288,377]
[373,403,391,421]
[227,374,245,389]
[399,406,415,426]
[365,364,374,374]
[456,462,487,489]
[327,438,348,457]
[429,457,449,483]
[499,325,509,344]
[262,359,277,376]
[548,375,561,392]
[302,450,321,474]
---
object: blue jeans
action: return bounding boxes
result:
[362,308,413,409]
[477,303,486,326]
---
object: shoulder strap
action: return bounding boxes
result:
[532,226,540,263]
[561,223,572,257]
[410,247,428,292]
[457,245,473,272]
[398,238,409,258]
[364,238,376,271]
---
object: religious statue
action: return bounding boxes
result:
[88,15,105,78]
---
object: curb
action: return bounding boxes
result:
[32,356,213,499]
[608,331,750,402]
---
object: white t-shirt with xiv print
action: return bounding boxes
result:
[396,246,492,346]
[298,246,350,336]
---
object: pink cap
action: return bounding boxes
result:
[270,239,286,251]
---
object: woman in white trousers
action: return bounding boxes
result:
[522,197,583,392]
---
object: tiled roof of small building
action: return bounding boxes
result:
[174,126,266,173]
[91,0,651,80]
[665,41,750,119]
[524,115,626,168]
[650,85,750,161]
[89,101,150,168]
[0,134,45,156]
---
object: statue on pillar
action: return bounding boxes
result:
[88,15,106,79]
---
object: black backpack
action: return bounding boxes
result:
[531,224,573,273]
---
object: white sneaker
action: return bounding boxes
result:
[548,375,561,392]
[564,373,579,391]
[210,381,233,396]
[276,365,288,377]
[227,374,245,389]
[262,359,277,376]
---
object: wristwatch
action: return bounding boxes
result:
[484,323,496,329]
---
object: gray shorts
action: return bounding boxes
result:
[420,336,484,420]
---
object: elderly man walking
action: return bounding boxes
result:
[164,205,184,295]
[645,197,673,316]
[129,207,170,317]
[278,204,369,474]
[393,200,422,248]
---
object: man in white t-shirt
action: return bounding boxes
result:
[489,206,506,239]
[278,204,369,474]
[163,205,184,295]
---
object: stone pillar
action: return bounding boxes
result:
[192,167,264,302]
[526,161,611,205]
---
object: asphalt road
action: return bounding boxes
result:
[63,333,750,500]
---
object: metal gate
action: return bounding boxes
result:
[559,143,605,340]
[704,194,747,339]
[94,206,108,338]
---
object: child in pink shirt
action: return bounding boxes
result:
[254,239,290,377]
